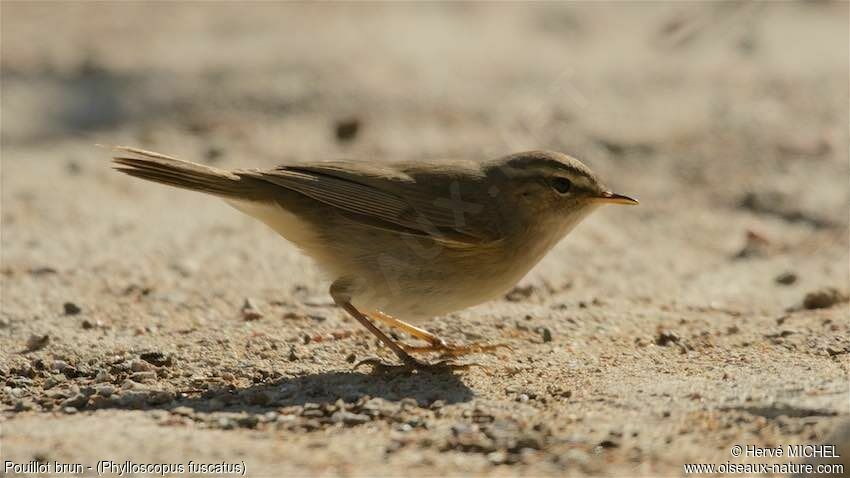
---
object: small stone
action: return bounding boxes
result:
[241,298,264,321]
[334,117,361,142]
[63,302,82,315]
[803,288,848,310]
[24,334,49,352]
[541,328,553,343]
[655,330,680,346]
[734,229,771,259]
[332,410,371,426]
[237,415,259,428]
[775,271,798,285]
[564,448,590,464]
[13,399,34,411]
[89,395,114,409]
[217,417,235,429]
[130,371,156,383]
[96,385,114,397]
[43,374,66,389]
[139,352,172,367]
[171,406,194,416]
[146,390,174,406]
[505,285,535,302]
[30,266,57,276]
[94,370,111,383]
[62,406,78,414]
[61,394,89,409]
[345,353,356,364]
[598,439,620,449]
[51,360,69,372]
[130,360,153,372]
[487,451,507,465]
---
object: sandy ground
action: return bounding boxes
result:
[1,2,849,476]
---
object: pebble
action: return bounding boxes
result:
[335,117,361,142]
[241,298,264,321]
[803,287,847,309]
[130,360,153,372]
[96,385,114,397]
[25,334,49,352]
[395,423,413,432]
[563,449,589,464]
[487,451,507,465]
[505,285,535,302]
[63,302,82,315]
[130,371,157,383]
[51,360,69,373]
[655,330,680,346]
[94,370,111,383]
[89,395,114,409]
[331,410,371,426]
[171,406,195,416]
[217,417,235,430]
[61,393,89,409]
[775,271,798,285]
[237,415,260,429]
[139,352,172,367]
[43,374,66,389]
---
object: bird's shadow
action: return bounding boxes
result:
[101,369,474,415]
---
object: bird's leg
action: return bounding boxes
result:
[368,311,448,347]
[368,310,511,357]
[330,282,477,373]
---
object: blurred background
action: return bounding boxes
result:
[2,2,848,476]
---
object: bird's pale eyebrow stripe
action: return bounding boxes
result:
[505,156,586,176]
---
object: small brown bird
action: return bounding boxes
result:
[111,147,637,371]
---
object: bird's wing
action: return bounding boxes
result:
[239,161,502,247]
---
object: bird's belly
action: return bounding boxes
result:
[349,251,536,323]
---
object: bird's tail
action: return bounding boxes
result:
[111,146,264,200]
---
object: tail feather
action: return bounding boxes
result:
[111,146,266,200]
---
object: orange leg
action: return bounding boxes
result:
[368,311,511,357]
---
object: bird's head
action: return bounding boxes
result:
[486,150,638,234]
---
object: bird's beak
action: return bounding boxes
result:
[594,191,639,205]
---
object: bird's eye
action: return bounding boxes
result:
[550,177,572,194]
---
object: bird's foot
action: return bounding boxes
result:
[352,353,484,374]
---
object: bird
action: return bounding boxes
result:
[111,147,637,372]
